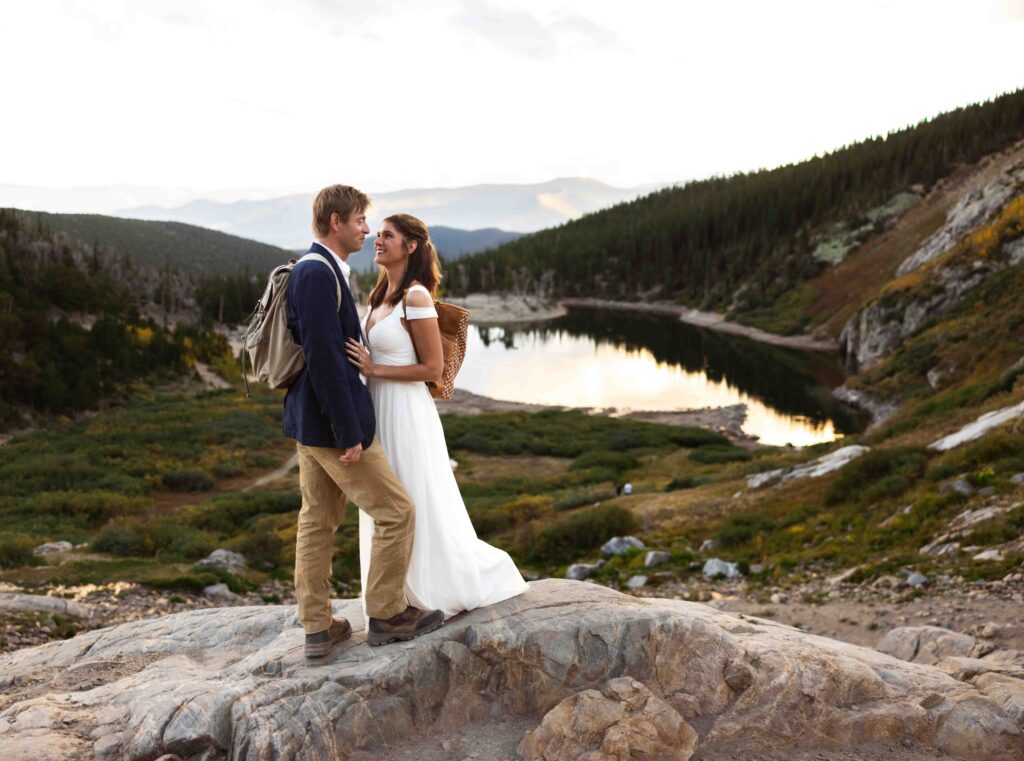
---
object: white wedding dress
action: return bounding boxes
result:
[358,285,529,618]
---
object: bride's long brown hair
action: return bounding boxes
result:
[367,213,442,309]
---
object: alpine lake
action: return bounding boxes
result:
[453,307,866,447]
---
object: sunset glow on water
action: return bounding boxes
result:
[454,320,852,447]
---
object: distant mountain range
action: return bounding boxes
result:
[352,226,522,269]
[117,178,664,250]
[0,183,287,216]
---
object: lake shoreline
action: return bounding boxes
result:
[450,293,838,352]
[437,389,763,448]
[559,297,838,352]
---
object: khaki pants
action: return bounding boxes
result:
[294,439,414,632]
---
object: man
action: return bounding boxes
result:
[283,184,444,657]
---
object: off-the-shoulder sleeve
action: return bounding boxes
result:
[405,306,438,320]
[405,285,438,320]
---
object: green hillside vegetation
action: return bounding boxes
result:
[451,88,1024,333]
[16,209,290,276]
[0,209,234,426]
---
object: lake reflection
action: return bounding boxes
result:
[454,309,865,447]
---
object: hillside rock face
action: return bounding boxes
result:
[839,158,1024,373]
[1,580,1022,761]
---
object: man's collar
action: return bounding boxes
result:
[311,240,350,281]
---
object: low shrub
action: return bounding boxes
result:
[0,533,37,569]
[227,514,291,568]
[665,477,697,492]
[826,447,928,505]
[569,451,638,474]
[8,490,148,528]
[689,446,752,464]
[92,521,147,556]
[715,512,776,549]
[162,470,215,492]
[515,504,637,564]
[552,484,615,511]
[189,491,301,534]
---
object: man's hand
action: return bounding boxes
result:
[339,443,363,463]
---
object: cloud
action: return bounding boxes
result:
[453,2,558,58]
[552,14,617,49]
[992,0,1024,20]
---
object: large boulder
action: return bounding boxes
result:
[0,580,1022,760]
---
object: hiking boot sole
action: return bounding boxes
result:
[367,617,444,647]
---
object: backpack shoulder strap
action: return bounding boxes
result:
[297,253,342,310]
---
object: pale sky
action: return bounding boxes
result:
[4,0,1023,195]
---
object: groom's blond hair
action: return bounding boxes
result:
[312,184,371,237]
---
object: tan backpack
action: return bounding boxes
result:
[241,253,341,395]
[401,289,469,399]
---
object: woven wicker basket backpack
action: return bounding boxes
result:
[402,289,469,399]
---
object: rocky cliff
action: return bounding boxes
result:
[1,580,1022,761]
[839,145,1024,373]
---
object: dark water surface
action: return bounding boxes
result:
[454,308,865,446]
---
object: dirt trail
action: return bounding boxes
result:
[244,452,299,491]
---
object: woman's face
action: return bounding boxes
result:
[374,221,416,267]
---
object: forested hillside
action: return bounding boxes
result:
[0,210,243,427]
[451,89,1024,332]
[18,210,289,275]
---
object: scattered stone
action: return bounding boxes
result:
[0,592,93,619]
[32,540,73,556]
[1010,473,1024,485]
[702,558,740,580]
[197,549,247,574]
[748,563,764,575]
[201,583,238,602]
[566,564,596,581]
[974,549,1005,562]
[600,536,645,556]
[626,575,647,589]
[644,551,672,568]
[699,539,719,553]
[940,479,975,497]
[919,541,960,557]
[906,572,928,588]
[769,593,787,605]
[518,677,699,761]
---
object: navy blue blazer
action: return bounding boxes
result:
[282,243,376,451]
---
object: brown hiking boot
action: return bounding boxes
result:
[304,618,352,658]
[367,605,445,647]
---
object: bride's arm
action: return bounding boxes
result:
[345,290,444,382]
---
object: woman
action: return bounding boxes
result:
[345,213,529,618]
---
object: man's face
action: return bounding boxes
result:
[335,209,370,255]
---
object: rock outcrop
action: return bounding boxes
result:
[746,444,869,489]
[839,158,1024,373]
[879,625,1024,749]
[1,580,1022,761]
